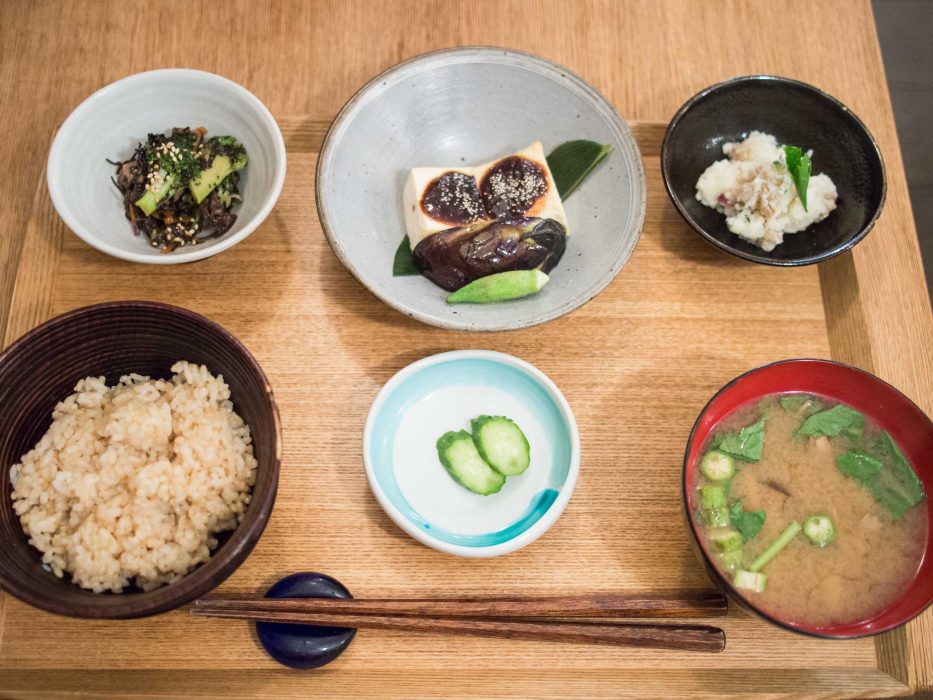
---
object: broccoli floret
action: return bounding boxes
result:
[143,128,201,187]
[207,135,247,161]
[215,173,242,209]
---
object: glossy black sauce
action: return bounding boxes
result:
[479,156,548,218]
[420,171,486,225]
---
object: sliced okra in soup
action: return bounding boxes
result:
[709,527,743,553]
[699,484,730,527]
[700,450,735,482]
[803,514,836,547]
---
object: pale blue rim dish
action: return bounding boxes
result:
[363,350,580,557]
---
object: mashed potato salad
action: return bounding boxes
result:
[10,361,257,593]
[696,131,838,251]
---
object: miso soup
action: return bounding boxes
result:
[693,394,928,628]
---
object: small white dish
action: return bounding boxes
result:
[363,350,580,557]
[47,69,286,264]
[317,46,647,331]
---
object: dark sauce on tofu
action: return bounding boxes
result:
[480,156,547,218]
[420,171,486,225]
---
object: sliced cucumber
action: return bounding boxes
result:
[700,450,735,482]
[436,430,505,496]
[470,416,530,476]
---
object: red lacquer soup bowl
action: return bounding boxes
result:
[682,359,933,638]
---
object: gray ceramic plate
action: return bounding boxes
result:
[317,47,646,331]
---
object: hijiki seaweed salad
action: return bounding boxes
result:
[110,128,248,253]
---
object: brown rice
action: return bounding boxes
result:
[9,361,257,593]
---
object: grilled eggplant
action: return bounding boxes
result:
[412,217,567,291]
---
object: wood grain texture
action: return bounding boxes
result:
[189,609,727,653]
[0,117,901,699]
[0,0,930,697]
[193,591,729,618]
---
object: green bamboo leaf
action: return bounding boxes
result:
[546,140,613,199]
[392,235,419,276]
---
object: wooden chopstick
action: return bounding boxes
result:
[193,591,728,619]
[190,606,726,653]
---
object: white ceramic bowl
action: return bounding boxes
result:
[318,47,647,331]
[363,350,580,557]
[47,69,286,264]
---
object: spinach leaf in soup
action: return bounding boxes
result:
[796,404,864,440]
[874,431,925,504]
[730,500,766,541]
[869,481,916,520]
[836,451,883,482]
[837,441,925,520]
[715,416,766,462]
[779,394,823,416]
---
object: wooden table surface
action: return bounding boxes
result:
[1,1,932,697]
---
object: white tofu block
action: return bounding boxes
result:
[402,142,569,250]
[402,166,480,250]
[473,142,570,235]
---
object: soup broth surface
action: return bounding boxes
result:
[697,395,927,628]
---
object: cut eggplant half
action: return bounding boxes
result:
[412,217,567,291]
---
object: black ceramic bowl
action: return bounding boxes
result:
[661,75,886,265]
[0,302,281,618]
